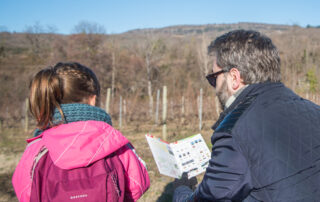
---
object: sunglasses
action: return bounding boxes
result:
[206,70,228,88]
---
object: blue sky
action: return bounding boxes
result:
[0,0,319,34]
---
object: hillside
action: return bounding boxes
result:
[125,22,292,35]
[0,22,319,125]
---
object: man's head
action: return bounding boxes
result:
[207,30,281,108]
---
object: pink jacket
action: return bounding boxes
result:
[12,120,150,202]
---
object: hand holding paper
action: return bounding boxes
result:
[145,134,211,179]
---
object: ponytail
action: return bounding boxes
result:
[29,67,64,130]
[29,62,100,130]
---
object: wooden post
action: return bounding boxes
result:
[162,86,167,140]
[185,97,189,116]
[25,98,29,132]
[181,96,185,123]
[105,88,111,114]
[123,99,126,123]
[119,96,122,129]
[148,81,153,119]
[170,100,174,119]
[199,88,203,131]
[181,96,185,115]
[197,95,199,120]
[155,89,160,125]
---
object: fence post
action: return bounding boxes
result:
[181,96,185,115]
[119,96,122,129]
[155,89,160,125]
[162,86,167,140]
[181,96,185,123]
[106,88,111,114]
[199,88,203,131]
[148,81,153,119]
[170,100,174,119]
[123,99,126,124]
[25,98,29,132]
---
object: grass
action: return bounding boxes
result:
[0,172,17,202]
[0,118,215,202]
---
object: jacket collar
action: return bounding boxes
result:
[212,82,283,130]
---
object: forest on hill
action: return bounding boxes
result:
[0,22,320,128]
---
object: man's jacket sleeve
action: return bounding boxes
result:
[174,132,253,201]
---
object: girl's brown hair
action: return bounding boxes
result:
[29,62,100,130]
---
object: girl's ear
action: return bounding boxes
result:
[88,95,97,106]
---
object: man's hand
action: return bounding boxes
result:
[173,172,198,191]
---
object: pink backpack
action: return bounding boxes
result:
[30,147,125,202]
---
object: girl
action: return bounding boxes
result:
[12,62,150,202]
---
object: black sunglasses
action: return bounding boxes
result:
[206,70,228,88]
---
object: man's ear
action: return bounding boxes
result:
[228,68,244,92]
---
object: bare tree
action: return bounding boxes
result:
[70,21,107,66]
[24,22,56,62]
[109,39,119,102]
[138,33,165,119]
[25,22,43,58]
[73,21,106,34]
[197,32,210,78]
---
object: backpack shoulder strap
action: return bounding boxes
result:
[31,146,48,181]
[104,153,126,201]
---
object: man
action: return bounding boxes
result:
[173,30,320,201]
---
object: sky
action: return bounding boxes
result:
[0,0,319,34]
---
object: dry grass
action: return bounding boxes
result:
[0,118,215,202]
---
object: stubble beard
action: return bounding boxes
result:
[216,79,229,110]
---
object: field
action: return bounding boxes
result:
[0,116,215,202]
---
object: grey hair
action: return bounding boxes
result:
[208,30,281,84]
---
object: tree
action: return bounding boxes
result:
[197,33,210,79]
[73,21,106,34]
[25,22,44,59]
[68,21,107,66]
[24,22,56,62]
[138,33,166,119]
[108,39,119,103]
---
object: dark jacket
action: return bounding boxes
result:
[174,82,320,202]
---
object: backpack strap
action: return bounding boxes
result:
[104,153,125,201]
[30,147,48,181]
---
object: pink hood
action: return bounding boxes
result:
[42,120,129,169]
